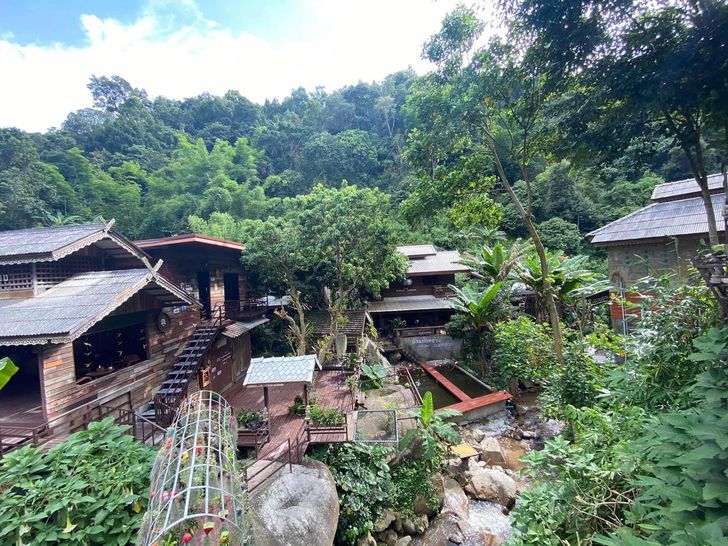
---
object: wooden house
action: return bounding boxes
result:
[0,223,199,446]
[367,244,471,335]
[0,225,276,454]
[587,173,725,332]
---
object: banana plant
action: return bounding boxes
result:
[399,392,461,463]
[515,250,599,303]
[0,357,18,390]
[460,239,532,281]
[446,281,504,334]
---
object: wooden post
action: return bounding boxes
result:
[303,384,309,406]
[263,386,269,410]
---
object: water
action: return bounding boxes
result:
[436,365,490,399]
[399,369,460,408]
[462,501,512,545]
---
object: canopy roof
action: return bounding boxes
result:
[0,222,151,266]
[308,309,368,337]
[0,268,196,345]
[243,354,321,386]
[222,317,269,339]
[367,295,453,314]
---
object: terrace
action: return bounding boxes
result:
[222,356,354,460]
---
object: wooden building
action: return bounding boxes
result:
[0,223,199,442]
[587,173,725,332]
[0,225,275,453]
[367,244,471,335]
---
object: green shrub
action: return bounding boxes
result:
[492,316,557,387]
[310,404,346,426]
[0,417,155,545]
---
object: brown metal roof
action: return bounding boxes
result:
[308,309,368,337]
[135,233,245,252]
[367,295,453,314]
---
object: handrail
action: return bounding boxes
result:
[246,438,294,496]
[402,366,423,406]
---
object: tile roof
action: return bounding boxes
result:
[588,193,725,245]
[651,173,724,202]
[0,269,196,345]
[397,244,437,258]
[308,309,368,337]
[367,295,453,313]
[222,318,269,339]
[243,354,321,386]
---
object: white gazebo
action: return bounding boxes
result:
[243,354,321,409]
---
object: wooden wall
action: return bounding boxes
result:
[40,294,200,419]
[381,274,456,298]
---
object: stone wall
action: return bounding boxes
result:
[399,334,461,361]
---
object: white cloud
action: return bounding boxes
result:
[0,0,474,132]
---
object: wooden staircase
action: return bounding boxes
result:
[141,325,220,425]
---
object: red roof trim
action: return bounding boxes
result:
[134,233,245,251]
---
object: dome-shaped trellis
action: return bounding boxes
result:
[138,390,247,545]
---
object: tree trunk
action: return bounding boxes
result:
[275,287,307,356]
[489,144,566,365]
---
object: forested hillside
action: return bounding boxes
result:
[0,67,720,250]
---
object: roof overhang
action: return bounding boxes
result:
[222,318,269,339]
[0,269,198,346]
[135,233,245,252]
[0,222,154,267]
[367,295,453,314]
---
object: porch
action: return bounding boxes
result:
[223,367,354,459]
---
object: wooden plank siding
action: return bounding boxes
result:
[40,292,200,419]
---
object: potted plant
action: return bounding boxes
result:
[236,409,264,431]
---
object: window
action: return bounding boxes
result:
[73,313,148,381]
[0,265,32,292]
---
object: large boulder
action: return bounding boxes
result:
[248,460,339,546]
[413,474,446,516]
[464,468,516,507]
[478,437,506,467]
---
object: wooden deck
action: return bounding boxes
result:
[223,369,354,459]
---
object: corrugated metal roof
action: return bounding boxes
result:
[397,244,437,258]
[588,193,725,245]
[0,224,106,262]
[243,354,321,386]
[222,318,269,339]
[0,269,196,345]
[651,173,724,201]
[367,295,453,313]
[406,250,471,276]
[308,309,368,337]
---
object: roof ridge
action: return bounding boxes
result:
[586,202,659,239]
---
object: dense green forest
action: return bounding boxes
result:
[0,62,721,251]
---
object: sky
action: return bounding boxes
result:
[0,0,479,133]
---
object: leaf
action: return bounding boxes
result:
[0,357,19,390]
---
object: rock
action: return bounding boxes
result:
[392,514,404,534]
[520,430,538,439]
[395,537,412,546]
[464,468,517,507]
[539,419,565,441]
[381,529,399,546]
[357,533,377,546]
[479,437,506,466]
[471,428,486,443]
[402,518,416,536]
[413,514,429,535]
[409,514,464,546]
[248,460,339,546]
[441,478,469,520]
[414,474,445,516]
[374,508,397,533]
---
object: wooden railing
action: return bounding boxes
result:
[395,326,442,337]
[245,438,295,496]
[306,412,348,444]
[0,392,166,457]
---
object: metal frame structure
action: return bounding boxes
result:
[353,409,399,445]
[138,390,247,546]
